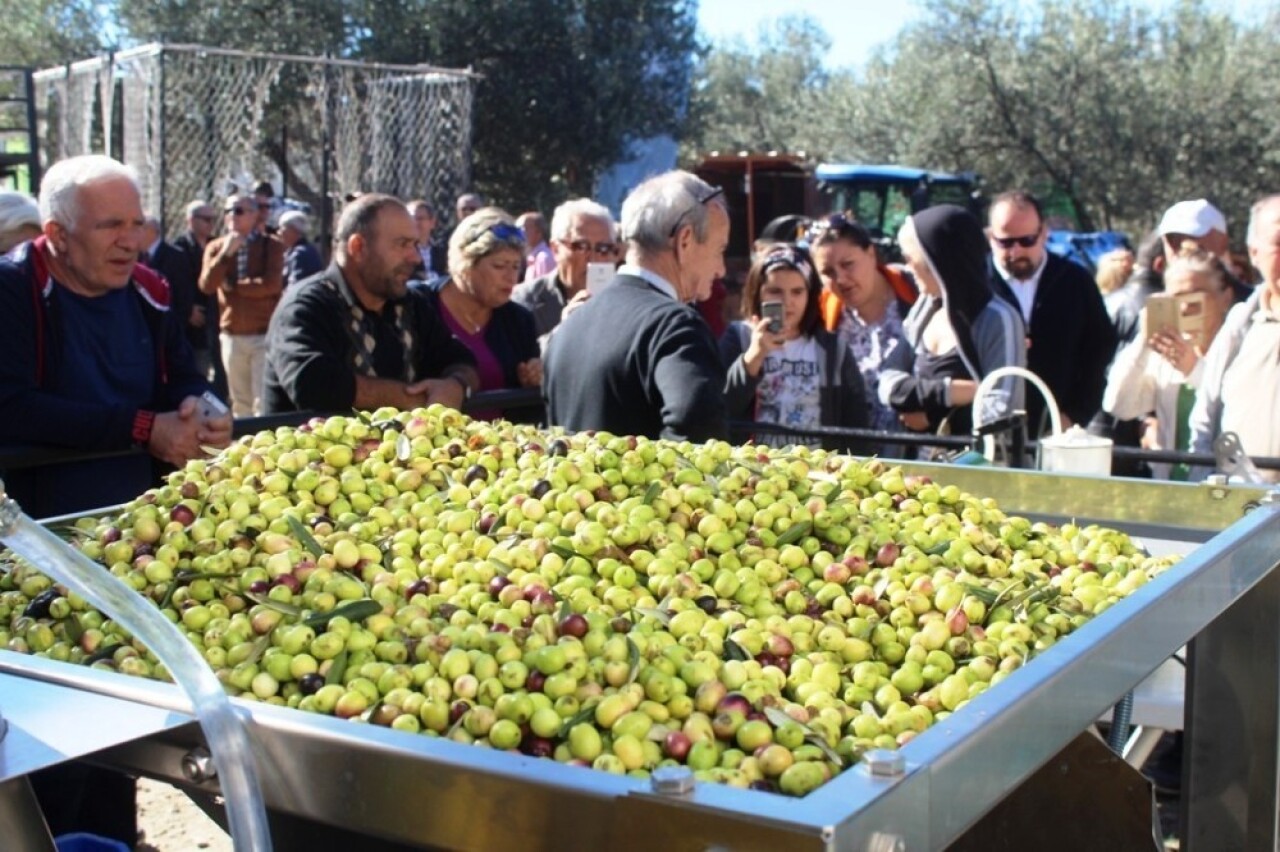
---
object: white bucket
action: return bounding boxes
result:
[1039,424,1114,476]
[971,367,1113,475]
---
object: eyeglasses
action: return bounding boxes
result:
[566,239,619,256]
[669,185,725,238]
[225,207,251,216]
[990,231,1041,249]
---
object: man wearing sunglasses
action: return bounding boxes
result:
[513,197,617,349]
[987,190,1115,433]
[199,194,286,417]
[544,171,729,441]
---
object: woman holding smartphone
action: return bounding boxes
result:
[719,244,869,450]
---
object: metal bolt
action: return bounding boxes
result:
[181,747,217,784]
[650,765,694,796]
[865,832,906,852]
[862,749,905,778]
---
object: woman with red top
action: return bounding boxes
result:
[414,207,541,421]
[806,215,916,451]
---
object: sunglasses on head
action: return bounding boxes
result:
[566,239,619,256]
[669,185,725,237]
[468,222,524,248]
[805,213,869,244]
[990,231,1041,249]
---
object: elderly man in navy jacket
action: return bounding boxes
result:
[986,190,1116,434]
[544,171,729,441]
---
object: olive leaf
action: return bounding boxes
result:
[488,557,513,576]
[642,481,662,506]
[558,702,599,738]
[549,542,582,560]
[776,521,812,546]
[243,591,304,618]
[557,598,572,623]
[324,649,349,686]
[286,516,325,559]
[245,633,273,665]
[961,583,999,606]
[86,644,123,665]
[724,638,750,661]
[763,706,796,729]
[762,707,845,768]
[304,599,383,630]
[626,637,642,684]
[634,607,672,627]
[61,614,84,644]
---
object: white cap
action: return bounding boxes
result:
[1157,199,1227,238]
[278,211,309,234]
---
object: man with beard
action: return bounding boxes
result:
[987,190,1115,433]
[262,194,477,413]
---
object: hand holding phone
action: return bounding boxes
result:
[586,262,614,295]
[198,391,230,423]
[761,300,784,335]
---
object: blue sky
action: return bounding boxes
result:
[695,0,1277,70]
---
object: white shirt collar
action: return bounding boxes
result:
[994,251,1048,288]
[619,263,679,302]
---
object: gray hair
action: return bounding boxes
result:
[0,190,40,235]
[38,155,139,228]
[448,206,525,278]
[620,170,725,254]
[550,198,613,242]
[1247,194,1280,248]
[185,199,211,219]
[278,210,310,236]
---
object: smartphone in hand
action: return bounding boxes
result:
[586,262,614,295]
[761,300,784,335]
[198,391,230,422]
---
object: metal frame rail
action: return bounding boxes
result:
[0,466,1275,850]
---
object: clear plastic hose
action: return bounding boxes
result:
[0,487,272,851]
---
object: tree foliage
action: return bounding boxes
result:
[108,0,696,213]
[690,0,1280,241]
[0,0,104,67]
[384,0,698,211]
[684,15,858,162]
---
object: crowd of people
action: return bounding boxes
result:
[1,153,1278,526]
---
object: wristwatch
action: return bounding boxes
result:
[451,375,472,403]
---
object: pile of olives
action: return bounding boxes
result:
[0,406,1177,795]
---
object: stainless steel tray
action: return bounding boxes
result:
[1,465,1275,851]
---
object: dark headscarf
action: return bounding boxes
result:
[909,204,993,380]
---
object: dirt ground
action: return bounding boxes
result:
[135,778,231,852]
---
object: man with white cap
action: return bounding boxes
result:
[1157,198,1230,262]
[279,210,324,288]
[1158,198,1253,304]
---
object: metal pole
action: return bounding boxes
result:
[157,48,166,230]
[0,776,56,851]
[1181,512,1280,851]
[23,68,40,194]
[320,54,333,256]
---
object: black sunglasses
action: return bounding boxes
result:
[669,185,725,238]
[225,207,251,216]
[991,231,1041,249]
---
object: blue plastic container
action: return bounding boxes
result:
[55,833,132,852]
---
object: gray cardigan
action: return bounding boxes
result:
[719,322,870,452]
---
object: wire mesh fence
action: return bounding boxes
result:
[33,44,477,242]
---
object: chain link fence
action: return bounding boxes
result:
[33,44,476,242]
